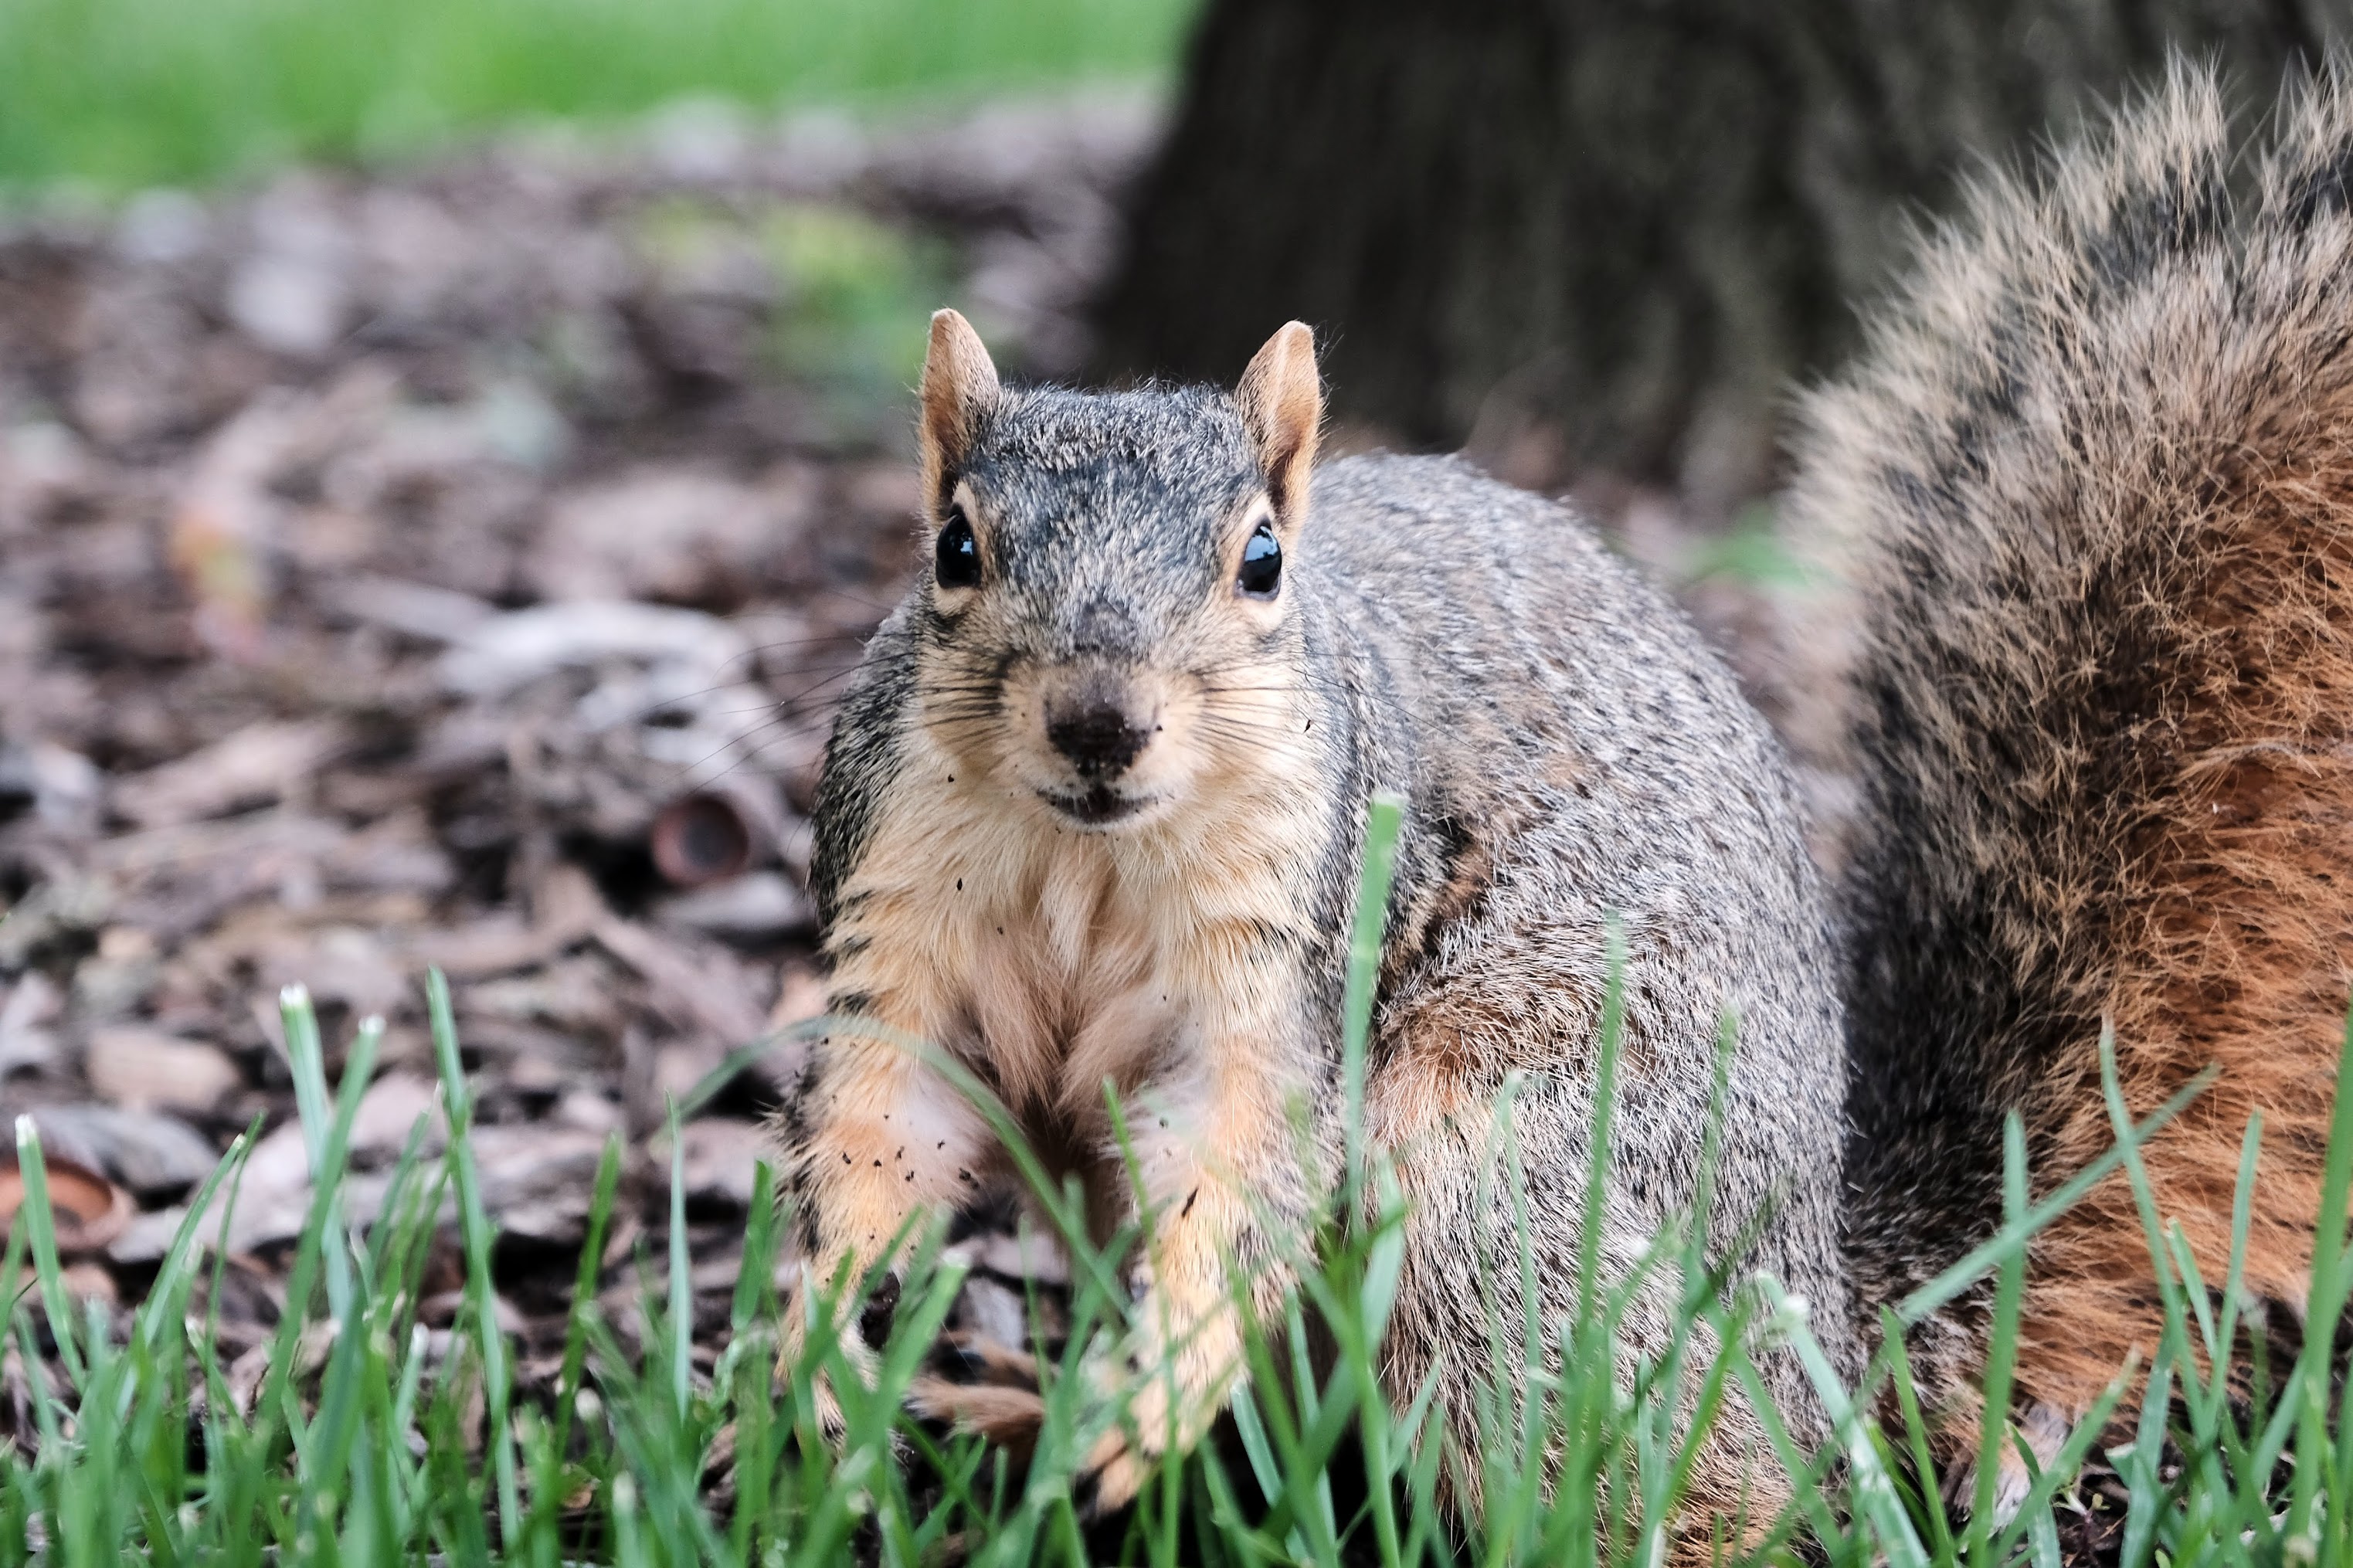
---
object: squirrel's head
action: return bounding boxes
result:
[908,309,1322,833]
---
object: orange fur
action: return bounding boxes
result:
[1791,63,2353,1453]
[2018,433,2353,1416]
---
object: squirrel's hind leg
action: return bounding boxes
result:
[1367,1059,1797,1553]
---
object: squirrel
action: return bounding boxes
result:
[780,310,1860,1524]
[1788,59,2353,1466]
[776,53,2353,1539]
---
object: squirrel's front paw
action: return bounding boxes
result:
[1071,1373,1173,1519]
[779,1329,873,1444]
[779,1264,901,1442]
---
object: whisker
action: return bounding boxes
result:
[806,586,903,618]
[599,639,874,727]
[1192,708,1300,726]
[724,630,881,653]
[1187,656,1298,677]
[655,694,866,785]
[1191,713,1301,730]
[704,718,873,779]
[1190,721,1309,748]
[759,664,866,712]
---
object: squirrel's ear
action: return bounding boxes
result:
[1236,321,1321,518]
[919,308,1000,501]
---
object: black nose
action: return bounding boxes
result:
[1046,702,1150,779]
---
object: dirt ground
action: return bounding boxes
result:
[0,89,1157,1380]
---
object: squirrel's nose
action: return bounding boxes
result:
[1046,701,1150,780]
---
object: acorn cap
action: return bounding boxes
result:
[0,1148,135,1256]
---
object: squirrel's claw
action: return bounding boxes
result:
[1071,1428,1153,1520]
[776,1264,898,1445]
[1069,1361,1176,1520]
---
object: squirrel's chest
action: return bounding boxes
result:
[957,857,1186,1114]
[827,792,1306,1115]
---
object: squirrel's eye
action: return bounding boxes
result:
[935,504,980,590]
[1236,522,1282,599]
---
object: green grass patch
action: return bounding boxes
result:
[623,193,953,439]
[2,803,2349,1563]
[0,0,1197,193]
[762,203,954,428]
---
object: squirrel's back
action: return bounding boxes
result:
[1309,452,1861,1463]
[1792,63,2353,1426]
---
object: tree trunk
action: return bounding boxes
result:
[1092,0,2341,514]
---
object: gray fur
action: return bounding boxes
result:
[1301,455,1862,1454]
[807,365,1861,1502]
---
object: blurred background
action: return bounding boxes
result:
[0,0,2344,1363]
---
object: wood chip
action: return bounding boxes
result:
[592,918,766,1044]
[83,1026,243,1112]
[112,720,348,828]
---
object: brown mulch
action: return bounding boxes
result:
[0,90,1153,1378]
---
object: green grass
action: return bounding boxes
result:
[0,0,1197,193]
[4,801,2351,1564]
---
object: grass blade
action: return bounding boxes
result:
[426,966,522,1546]
[667,1095,692,1420]
[554,1132,625,1469]
[8,1117,86,1389]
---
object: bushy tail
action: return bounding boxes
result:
[1791,59,2353,1427]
